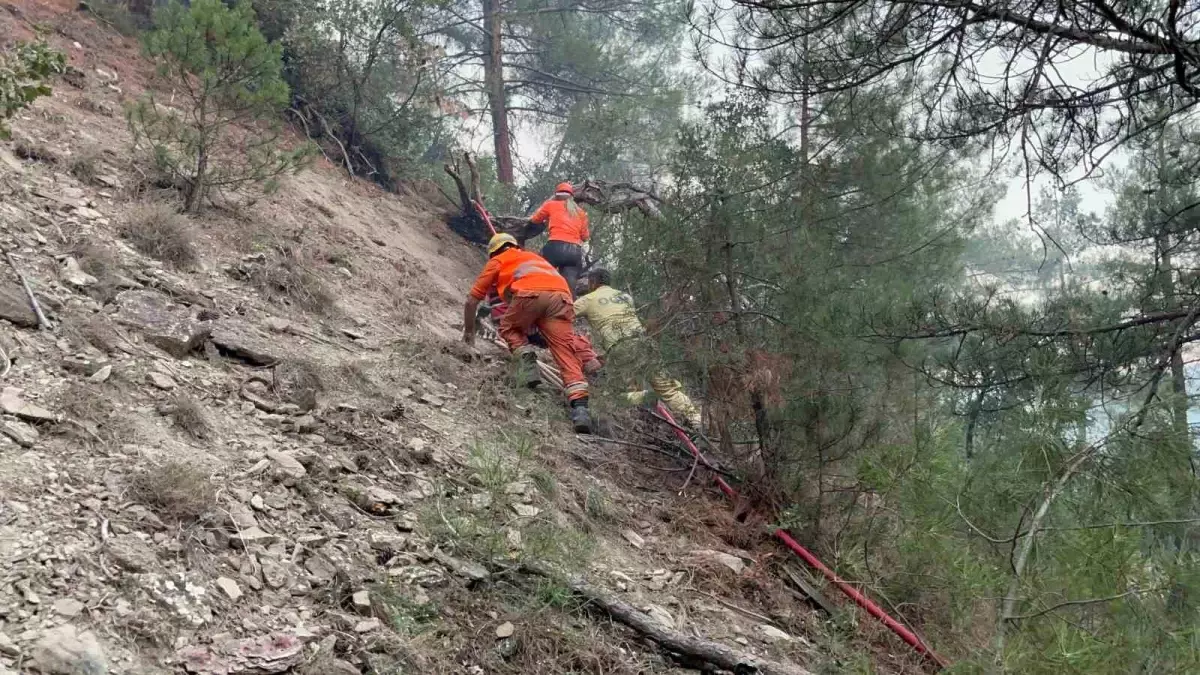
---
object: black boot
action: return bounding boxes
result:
[569,398,592,434]
[521,351,542,388]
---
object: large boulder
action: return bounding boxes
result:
[113,290,211,358]
[209,319,283,366]
[0,282,39,328]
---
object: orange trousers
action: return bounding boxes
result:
[500,290,589,401]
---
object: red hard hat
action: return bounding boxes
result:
[555,182,574,195]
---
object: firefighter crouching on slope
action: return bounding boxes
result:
[463,233,593,433]
[574,267,702,429]
[481,289,603,375]
[529,182,588,296]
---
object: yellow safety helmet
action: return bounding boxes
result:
[487,233,518,256]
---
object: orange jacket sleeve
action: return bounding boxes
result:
[530,201,551,225]
[469,258,502,301]
[579,208,590,242]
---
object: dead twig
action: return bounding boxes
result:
[678,453,700,495]
[695,589,779,626]
[4,250,50,330]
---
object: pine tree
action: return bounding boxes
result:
[127,0,310,212]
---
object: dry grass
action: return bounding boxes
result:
[68,148,104,184]
[121,202,199,270]
[273,359,325,411]
[170,395,211,440]
[75,96,116,117]
[73,240,120,278]
[246,247,335,315]
[444,592,650,675]
[127,461,216,524]
[55,380,138,445]
[70,240,123,303]
[12,137,58,163]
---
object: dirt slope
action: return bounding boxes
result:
[0,3,922,674]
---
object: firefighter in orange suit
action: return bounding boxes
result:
[529,182,589,296]
[463,233,592,433]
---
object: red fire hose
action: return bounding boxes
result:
[487,302,949,668]
[473,200,497,236]
[653,402,950,670]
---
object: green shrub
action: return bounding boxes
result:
[126,0,311,212]
[0,41,65,139]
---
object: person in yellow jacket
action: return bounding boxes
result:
[573,267,702,428]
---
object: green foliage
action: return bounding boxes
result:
[127,0,311,212]
[420,428,595,575]
[368,581,438,636]
[0,41,65,140]
[254,0,448,186]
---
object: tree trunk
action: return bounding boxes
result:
[482,0,514,184]
[719,203,772,462]
[1165,238,1191,463]
[186,148,207,213]
[964,388,985,461]
[791,15,810,260]
[1155,127,1192,465]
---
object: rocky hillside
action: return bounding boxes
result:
[0,2,919,674]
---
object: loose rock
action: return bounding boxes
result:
[689,549,747,575]
[351,590,371,614]
[147,372,177,390]
[32,625,107,675]
[176,632,304,674]
[209,320,282,366]
[114,290,212,358]
[432,551,489,582]
[353,618,381,633]
[0,419,38,447]
[757,624,793,643]
[510,503,539,518]
[227,501,259,531]
[0,631,18,657]
[418,393,445,407]
[52,598,85,617]
[60,257,98,288]
[266,450,307,480]
[367,531,408,554]
[230,526,276,548]
[495,622,514,639]
[106,534,158,572]
[0,283,40,328]
[0,388,59,424]
[644,604,675,630]
[304,556,338,583]
[216,577,242,601]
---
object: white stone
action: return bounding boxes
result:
[216,577,242,601]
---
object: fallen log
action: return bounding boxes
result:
[524,564,811,675]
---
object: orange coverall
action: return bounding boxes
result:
[469,249,589,402]
[486,292,601,373]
